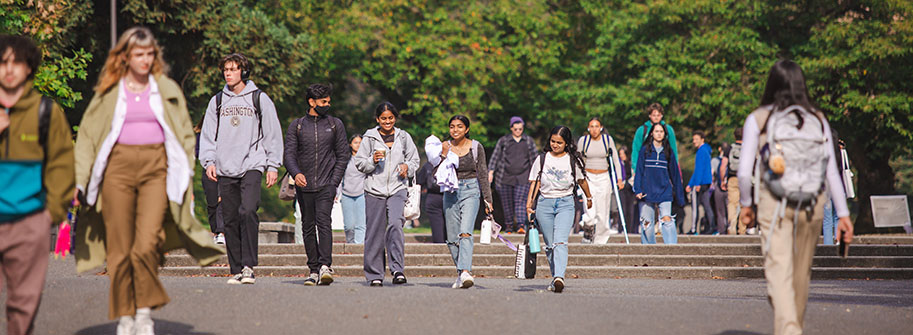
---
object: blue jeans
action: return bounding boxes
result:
[640,201,677,244]
[535,195,575,278]
[822,198,837,245]
[341,193,366,244]
[443,179,481,272]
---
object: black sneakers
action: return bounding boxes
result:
[392,272,407,284]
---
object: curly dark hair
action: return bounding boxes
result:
[306,83,332,102]
[0,34,41,81]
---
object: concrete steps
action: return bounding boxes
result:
[161,234,913,280]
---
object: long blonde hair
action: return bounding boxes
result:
[94,27,169,93]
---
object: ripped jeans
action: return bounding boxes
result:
[444,179,481,272]
[640,201,677,244]
[535,195,576,278]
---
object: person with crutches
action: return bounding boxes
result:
[577,118,628,244]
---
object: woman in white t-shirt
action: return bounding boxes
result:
[526,126,593,293]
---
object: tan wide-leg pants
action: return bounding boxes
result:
[101,144,169,319]
[758,186,825,335]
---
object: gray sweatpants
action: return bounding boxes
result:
[363,190,407,281]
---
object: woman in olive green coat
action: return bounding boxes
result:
[73,27,223,335]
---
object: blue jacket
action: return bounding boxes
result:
[634,143,685,206]
[688,143,713,187]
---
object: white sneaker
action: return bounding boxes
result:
[135,315,155,335]
[452,277,461,289]
[116,316,135,335]
[214,233,225,245]
[226,273,242,285]
[241,266,256,284]
[459,271,474,289]
[318,265,334,285]
[747,227,757,235]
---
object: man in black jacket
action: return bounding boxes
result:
[284,84,349,285]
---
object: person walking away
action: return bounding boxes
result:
[417,160,447,243]
[487,116,538,233]
[284,83,349,286]
[434,115,493,289]
[0,34,75,335]
[721,128,744,234]
[712,143,729,235]
[738,59,853,335]
[822,137,851,245]
[339,134,367,244]
[194,117,224,244]
[354,102,419,286]
[686,131,715,234]
[74,27,223,335]
[199,53,284,285]
[527,126,593,293]
[633,123,686,244]
[577,118,623,244]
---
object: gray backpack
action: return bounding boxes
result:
[759,105,829,203]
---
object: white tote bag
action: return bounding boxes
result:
[404,176,421,221]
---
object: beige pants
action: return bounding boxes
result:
[101,144,169,319]
[758,186,825,335]
[726,177,746,234]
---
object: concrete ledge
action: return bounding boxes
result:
[259,222,295,244]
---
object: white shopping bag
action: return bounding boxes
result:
[480,218,492,244]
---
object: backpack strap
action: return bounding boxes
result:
[38,97,52,150]
[214,91,223,141]
[582,135,590,158]
[38,97,52,186]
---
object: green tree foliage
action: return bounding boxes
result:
[0,0,93,108]
[5,0,911,230]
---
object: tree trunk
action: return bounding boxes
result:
[846,143,897,234]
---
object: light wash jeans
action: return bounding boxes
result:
[341,193,366,244]
[640,201,677,244]
[822,197,837,245]
[535,195,576,279]
[443,179,481,272]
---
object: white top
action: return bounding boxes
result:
[736,108,849,217]
[529,152,584,198]
[577,134,623,180]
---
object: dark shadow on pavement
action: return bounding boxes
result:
[75,319,214,335]
[514,285,547,292]
[281,279,307,285]
[714,331,764,335]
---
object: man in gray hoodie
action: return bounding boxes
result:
[199,53,283,285]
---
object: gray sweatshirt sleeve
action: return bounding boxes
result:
[404,133,420,178]
[260,93,283,172]
[199,96,218,170]
[354,133,376,174]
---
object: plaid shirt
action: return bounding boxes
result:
[488,133,539,186]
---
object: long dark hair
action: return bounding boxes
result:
[645,123,672,161]
[375,101,398,118]
[759,60,821,132]
[546,126,586,179]
[448,115,471,140]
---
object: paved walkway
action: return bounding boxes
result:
[5,257,912,334]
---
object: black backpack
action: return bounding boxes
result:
[213,90,262,144]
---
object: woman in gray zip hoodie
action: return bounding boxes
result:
[353,102,420,286]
